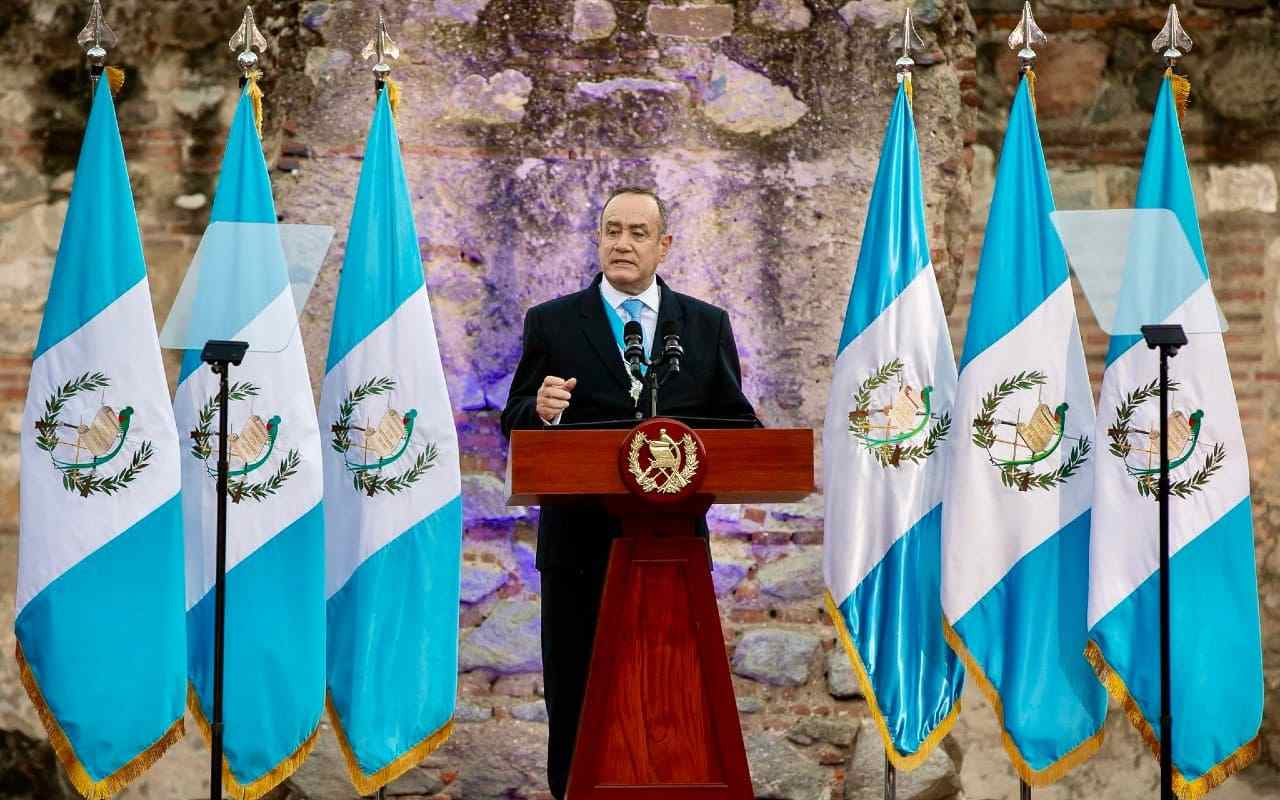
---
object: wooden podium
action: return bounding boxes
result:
[507,420,814,799]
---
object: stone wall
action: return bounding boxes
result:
[958,0,1280,797]
[0,1,1274,799]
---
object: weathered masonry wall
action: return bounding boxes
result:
[0,2,1275,799]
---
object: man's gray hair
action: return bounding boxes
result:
[599,186,668,234]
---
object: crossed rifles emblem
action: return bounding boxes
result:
[627,427,700,494]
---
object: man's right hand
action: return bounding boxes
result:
[536,376,577,423]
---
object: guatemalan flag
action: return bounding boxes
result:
[17,76,186,800]
[1085,73,1262,797]
[822,79,964,769]
[174,85,326,798]
[940,74,1107,784]
[320,86,462,794]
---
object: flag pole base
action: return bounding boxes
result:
[884,752,896,800]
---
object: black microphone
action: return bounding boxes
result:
[623,320,646,377]
[660,320,682,375]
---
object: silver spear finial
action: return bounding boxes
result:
[895,8,925,82]
[228,5,269,77]
[1007,1,1047,71]
[77,0,117,85]
[362,10,400,82]
[1153,4,1192,65]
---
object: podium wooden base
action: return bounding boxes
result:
[506,424,813,800]
[566,505,752,800]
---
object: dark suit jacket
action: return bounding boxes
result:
[501,273,759,569]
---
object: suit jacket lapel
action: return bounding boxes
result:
[578,276,633,392]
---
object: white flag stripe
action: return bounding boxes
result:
[322,285,461,598]
[178,288,323,609]
[18,280,181,615]
[1087,284,1249,627]
[823,265,954,603]
[942,281,1094,623]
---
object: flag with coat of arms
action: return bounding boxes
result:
[320,84,463,795]
[822,77,965,770]
[16,76,187,799]
[940,72,1108,785]
[1084,71,1263,799]
[173,82,326,799]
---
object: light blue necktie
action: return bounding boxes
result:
[621,298,647,347]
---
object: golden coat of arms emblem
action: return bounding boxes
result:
[619,420,706,500]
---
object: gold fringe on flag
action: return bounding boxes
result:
[1084,641,1260,799]
[823,591,958,771]
[245,69,265,138]
[15,641,184,799]
[1025,68,1038,112]
[104,66,125,96]
[326,693,455,795]
[187,683,320,800]
[942,618,1104,785]
[903,74,914,107]
[384,77,402,118]
[1165,67,1191,124]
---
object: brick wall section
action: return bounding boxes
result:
[0,2,309,535]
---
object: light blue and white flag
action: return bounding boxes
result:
[940,74,1107,784]
[17,77,186,798]
[1085,74,1262,798]
[822,80,963,769]
[321,87,462,794]
[174,85,325,799]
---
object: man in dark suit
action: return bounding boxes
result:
[500,187,758,799]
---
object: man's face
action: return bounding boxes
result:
[598,193,672,295]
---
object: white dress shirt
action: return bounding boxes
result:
[544,276,661,425]
[599,275,661,361]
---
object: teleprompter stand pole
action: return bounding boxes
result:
[1142,323,1188,800]
[200,339,249,800]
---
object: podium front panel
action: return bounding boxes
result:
[506,427,813,506]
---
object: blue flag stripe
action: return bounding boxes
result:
[325,88,424,372]
[838,83,930,354]
[178,86,279,385]
[948,512,1105,778]
[1105,77,1208,367]
[831,506,963,760]
[186,504,325,786]
[209,87,278,226]
[34,80,147,360]
[1088,498,1261,784]
[958,77,1068,371]
[327,497,463,778]
[15,494,186,781]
